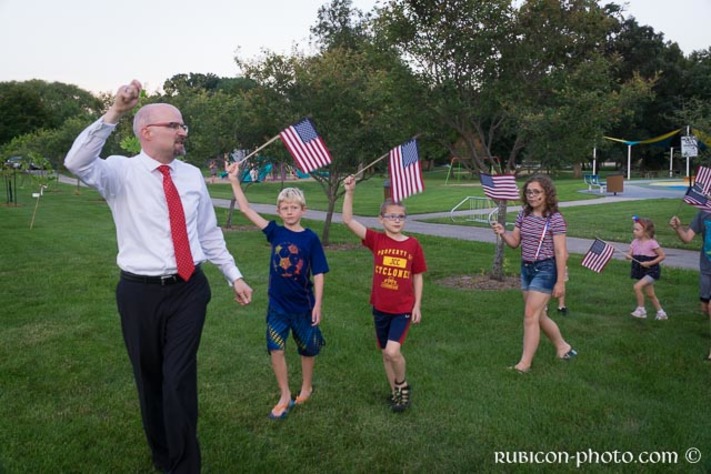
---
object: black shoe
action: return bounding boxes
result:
[557,306,568,316]
[388,389,398,406]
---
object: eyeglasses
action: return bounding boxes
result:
[382,214,407,221]
[145,122,189,133]
[525,189,543,196]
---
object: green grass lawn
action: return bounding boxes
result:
[1,182,710,473]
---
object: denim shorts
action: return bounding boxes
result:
[520,258,557,294]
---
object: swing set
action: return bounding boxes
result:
[444,157,475,184]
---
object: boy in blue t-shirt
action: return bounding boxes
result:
[227,162,329,419]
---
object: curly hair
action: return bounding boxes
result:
[521,174,559,217]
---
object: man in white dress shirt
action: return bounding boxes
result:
[65,80,253,473]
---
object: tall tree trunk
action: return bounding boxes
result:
[224,198,237,228]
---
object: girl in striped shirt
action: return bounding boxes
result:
[491,174,576,373]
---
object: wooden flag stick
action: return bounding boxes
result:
[336,151,388,185]
[349,134,422,180]
[232,134,281,164]
[356,151,389,177]
[29,193,41,230]
[595,236,641,263]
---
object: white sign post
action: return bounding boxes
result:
[682,136,698,180]
[681,136,698,158]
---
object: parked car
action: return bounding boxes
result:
[4,156,41,170]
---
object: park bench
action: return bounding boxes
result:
[583,174,606,193]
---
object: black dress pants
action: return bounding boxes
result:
[116,269,211,473]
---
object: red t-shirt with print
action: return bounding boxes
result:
[363,228,427,314]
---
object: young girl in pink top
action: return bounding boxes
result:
[628,217,667,320]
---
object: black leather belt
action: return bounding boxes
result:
[522,257,555,265]
[120,265,201,286]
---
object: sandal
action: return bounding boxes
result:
[268,400,295,420]
[294,387,314,405]
[559,349,578,360]
[508,365,530,374]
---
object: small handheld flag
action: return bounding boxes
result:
[695,165,711,192]
[581,238,615,273]
[479,173,519,201]
[388,138,424,202]
[279,118,332,173]
[683,183,711,211]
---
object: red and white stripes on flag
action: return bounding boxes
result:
[479,173,520,201]
[695,165,711,192]
[581,238,615,273]
[279,118,332,173]
[388,138,424,202]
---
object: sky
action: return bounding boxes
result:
[0,0,709,95]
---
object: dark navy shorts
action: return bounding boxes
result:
[372,307,411,349]
[520,258,557,294]
[700,273,711,303]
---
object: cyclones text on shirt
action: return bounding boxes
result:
[375,248,413,289]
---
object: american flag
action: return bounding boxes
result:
[683,183,711,211]
[581,238,615,273]
[279,118,332,173]
[695,165,711,193]
[479,173,520,201]
[388,139,424,202]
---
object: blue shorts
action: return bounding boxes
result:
[520,258,557,294]
[700,273,711,303]
[372,307,411,349]
[266,306,324,357]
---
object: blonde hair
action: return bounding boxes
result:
[276,187,306,208]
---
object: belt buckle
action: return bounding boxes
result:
[160,274,176,286]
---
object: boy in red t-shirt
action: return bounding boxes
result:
[342,175,427,412]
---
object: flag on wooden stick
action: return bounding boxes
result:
[683,183,711,211]
[388,138,424,202]
[479,173,519,201]
[279,118,332,173]
[695,165,711,192]
[581,238,615,273]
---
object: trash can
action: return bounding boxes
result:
[383,179,391,200]
[606,174,624,195]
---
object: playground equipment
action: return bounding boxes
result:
[240,163,272,183]
[444,157,473,185]
[449,196,500,224]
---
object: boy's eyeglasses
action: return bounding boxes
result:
[382,214,407,221]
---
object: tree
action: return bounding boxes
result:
[233,0,427,244]
[0,80,102,146]
[162,73,221,96]
[377,0,652,279]
[237,44,425,244]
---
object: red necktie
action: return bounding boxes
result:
[158,165,195,281]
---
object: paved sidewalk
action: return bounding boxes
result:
[59,173,699,271]
[212,180,700,271]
